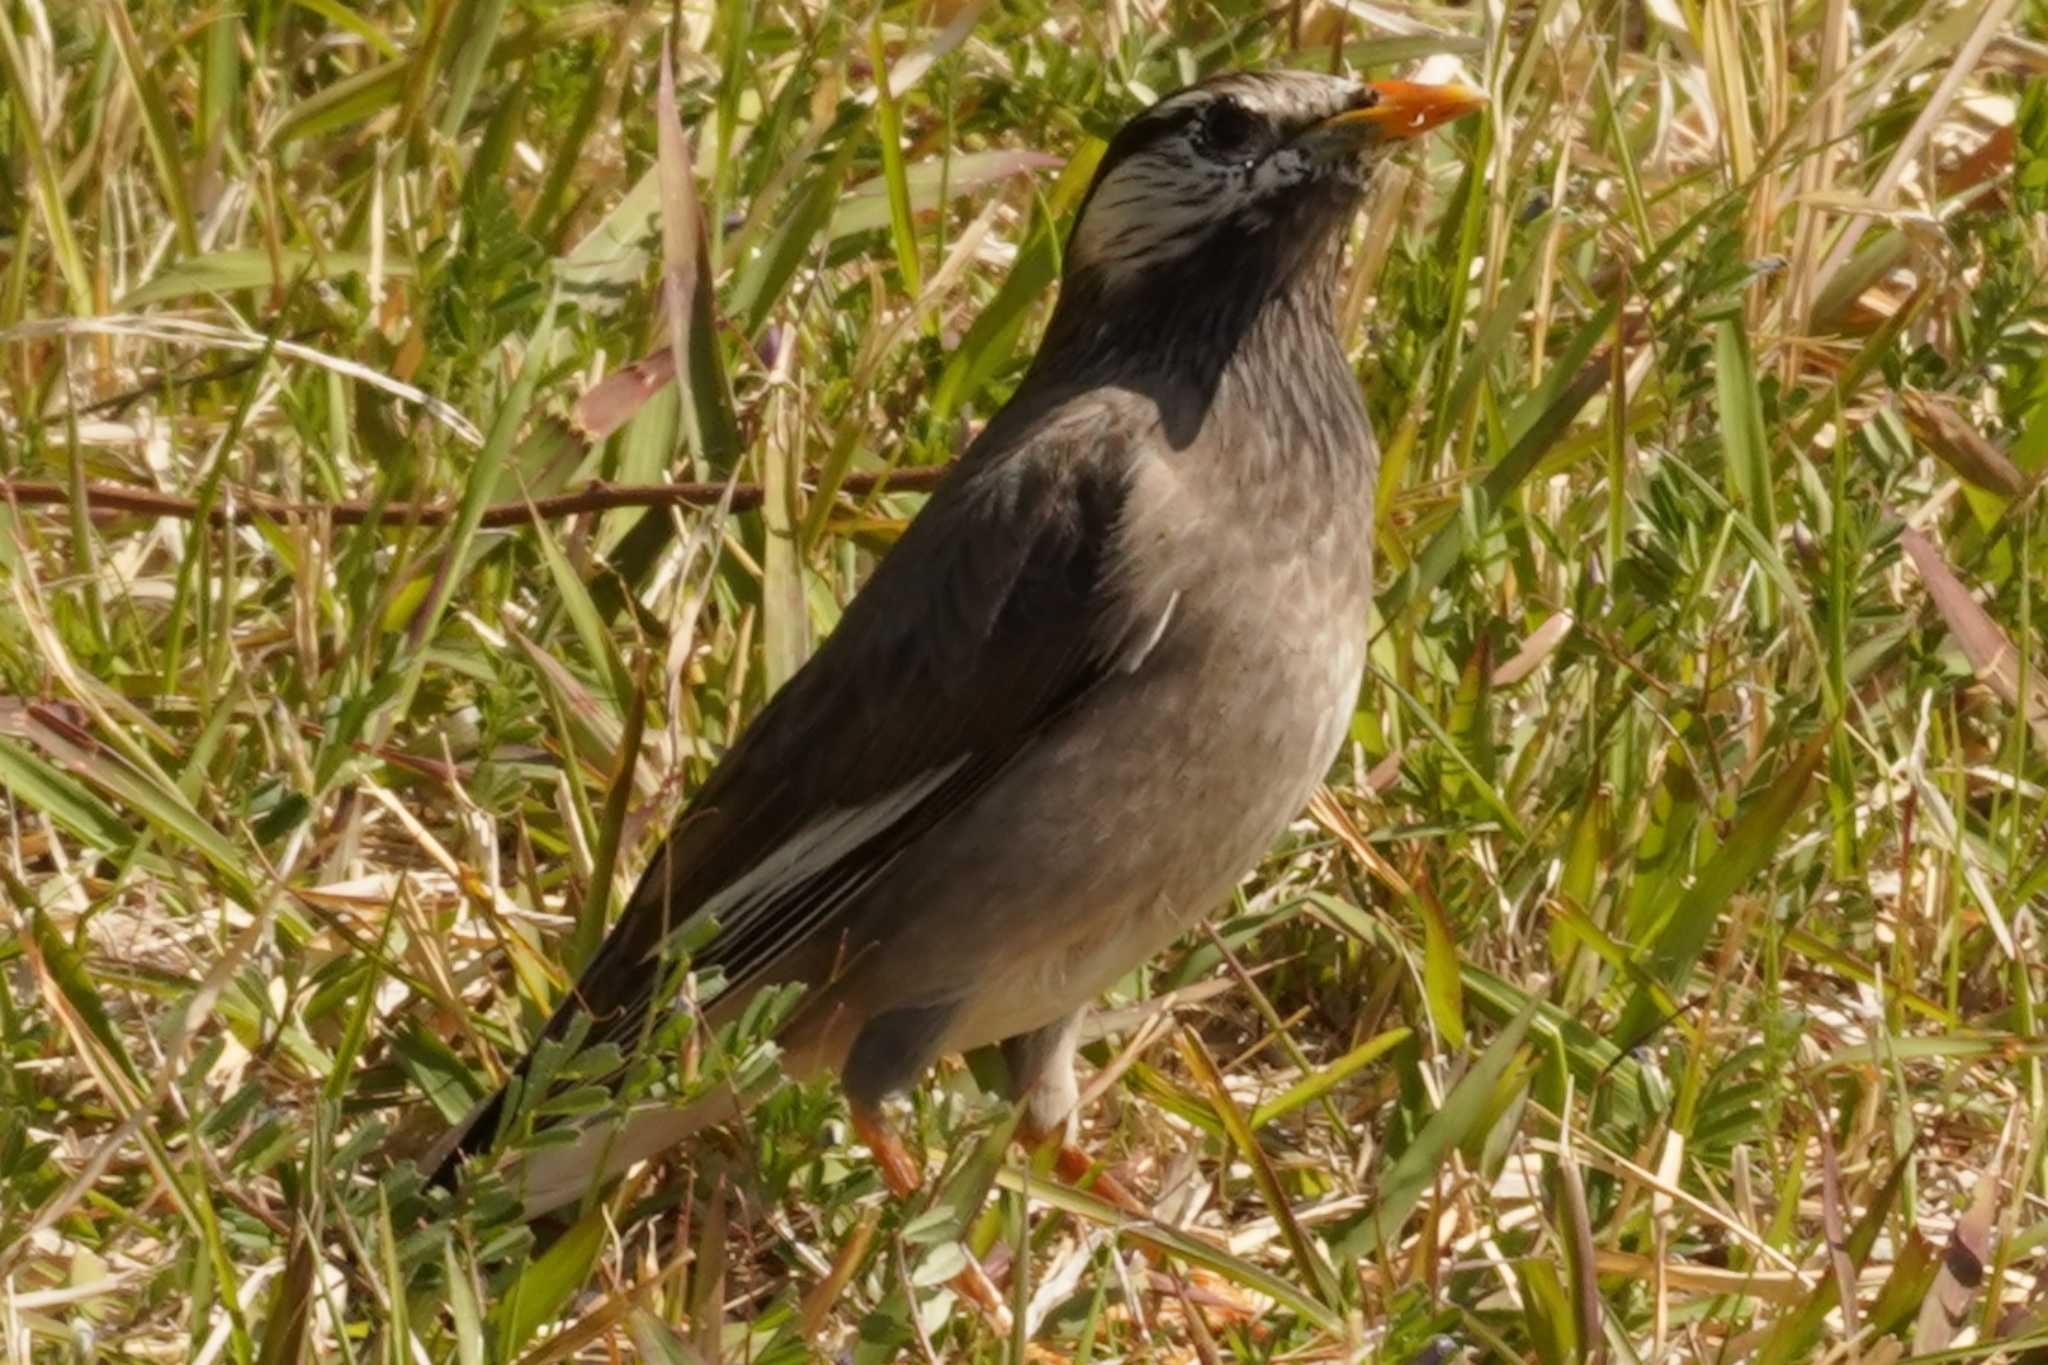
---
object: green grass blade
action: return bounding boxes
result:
[1333,995,1541,1262]
[868,20,923,300]
[96,0,198,256]
[1615,736,1828,1044]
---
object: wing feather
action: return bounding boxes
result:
[439,395,1163,1171]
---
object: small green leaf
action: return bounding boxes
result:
[728,137,859,337]
[1514,1256,1576,1365]
[391,1024,486,1124]
[494,1208,608,1357]
[867,20,923,299]
[1415,880,1467,1050]
[627,1309,708,1363]
[1714,319,1774,531]
[444,1243,487,1365]
[30,908,143,1093]
[1615,736,1827,1043]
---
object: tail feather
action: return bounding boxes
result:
[424,859,702,1193]
[422,1087,511,1190]
[422,1083,745,1217]
[510,1090,745,1216]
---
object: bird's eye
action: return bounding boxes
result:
[1197,98,1260,157]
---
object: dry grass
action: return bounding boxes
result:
[1,0,2045,1360]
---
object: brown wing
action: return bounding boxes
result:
[440,395,1164,1171]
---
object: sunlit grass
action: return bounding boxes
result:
[1,1,2043,1360]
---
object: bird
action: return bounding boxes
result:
[428,68,1483,1216]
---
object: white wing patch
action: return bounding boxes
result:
[639,589,1182,988]
[1123,591,1180,673]
[691,757,972,945]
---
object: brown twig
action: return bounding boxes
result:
[0,465,953,530]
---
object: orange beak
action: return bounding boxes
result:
[1316,80,1486,142]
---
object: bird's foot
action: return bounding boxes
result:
[849,1101,1014,1325]
[1015,1117,1148,1219]
[1044,1139,1149,1219]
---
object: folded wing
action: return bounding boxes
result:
[436,396,1165,1174]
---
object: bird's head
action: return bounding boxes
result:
[1057,69,1482,311]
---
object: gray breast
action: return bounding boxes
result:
[896,401,1372,1050]
[840,313,1378,1052]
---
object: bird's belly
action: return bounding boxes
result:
[870,548,1370,1054]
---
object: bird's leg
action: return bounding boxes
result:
[1003,1012,1149,1218]
[844,1007,1013,1323]
[843,1002,957,1196]
[848,1100,924,1198]
[846,1099,1011,1321]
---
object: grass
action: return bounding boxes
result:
[1,0,2045,1359]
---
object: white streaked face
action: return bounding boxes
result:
[1068,71,1378,285]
